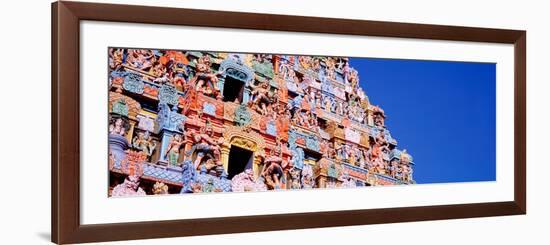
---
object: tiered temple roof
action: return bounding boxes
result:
[107,48,414,196]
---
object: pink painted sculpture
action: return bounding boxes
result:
[231,169,267,192]
[112,175,146,197]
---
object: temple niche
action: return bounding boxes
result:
[107,48,415,197]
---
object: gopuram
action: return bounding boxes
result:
[108,48,415,196]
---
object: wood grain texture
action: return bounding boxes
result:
[51,1,527,244]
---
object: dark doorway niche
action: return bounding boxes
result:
[227,146,253,179]
[223,77,245,103]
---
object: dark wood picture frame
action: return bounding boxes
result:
[51,1,526,244]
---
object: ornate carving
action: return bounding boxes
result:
[234,104,252,127]
[251,54,274,78]
[132,130,157,158]
[231,169,267,192]
[109,92,141,119]
[153,182,169,195]
[111,175,146,197]
[186,120,224,172]
[111,99,129,117]
[220,57,255,83]
[157,103,186,132]
[191,55,222,99]
[158,84,179,106]
[120,150,147,177]
[202,102,217,116]
[123,73,145,94]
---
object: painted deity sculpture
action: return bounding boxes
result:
[340,172,357,188]
[192,55,222,99]
[164,134,184,166]
[288,168,302,189]
[249,81,274,115]
[109,116,128,136]
[372,105,386,128]
[301,164,315,188]
[109,48,124,70]
[400,150,413,182]
[111,175,146,197]
[231,169,268,192]
[261,144,286,190]
[371,132,390,174]
[132,131,157,159]
[153,182,169,195]
[187,120,224,172]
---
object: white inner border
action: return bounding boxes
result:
[80,21,514,225]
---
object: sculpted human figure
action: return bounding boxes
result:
[109,117,127,136]
[371,132,389,174]
[132,131,157,158]
[164,134,184,166]
[189,121,223,171]
[325,57,337,80]
[111,175,146,197]
[301,164,315,188]
[288,168,302,189]
[261,144,285,190]
[298,56,311,70]
[231,169,267,192]
[153,182,169,195]
[372,106,386,127]
[400,150,413,181]
[249,81,273,115]
[127,49,154,70]
[389,159,399,178]
[192,55,222,99]
[109,48,124,70]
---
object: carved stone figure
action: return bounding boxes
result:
[192,55,222,99]
[109,48,124,70]
[187,120,224,172]
[400,150,413,181]
[111,175,146,197]
[371,132,389,174]
[153,182,169,195]
[288,168,302,189]
[164,134,184,166]
[372,105,386,127]
[109,116,128,136]
[249,81,273,115]
[231,169,267,192]
[261,144,285,190]
[132,131,157,158]
[301,164,315,188]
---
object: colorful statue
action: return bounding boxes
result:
[400,150,413,181]
[249,81,273,115]
[325,57,337,80]
[153,182,169,195]
[109,116,128,136]
[261,144,286,190]
[192,55,222,99]
[301,164,315,188]
[372,105,386,127]
[164,134,184,166]
[231,169,267,192]
[187,120,224,172]
[132,131,157,158]
[371,132,389,174]
[111,175,146,197]
[288,168,302,189]
[109,48,124,70]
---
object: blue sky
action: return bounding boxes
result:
[349,57,496,184]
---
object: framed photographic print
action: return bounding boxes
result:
[52,1,526,244]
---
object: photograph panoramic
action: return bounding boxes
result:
[107,48,496,197]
